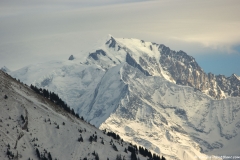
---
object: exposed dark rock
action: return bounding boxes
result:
[171,126,187,135]
[158,44,240,99]
[211,142,223,149]
[89,50,106,60]
[68,55,75,60]
[149,45,152,51]
[191,136,213,152]
[126,53,151,76]
[41,78,52,87]
[106,37,117,48]
[174,108,187,120]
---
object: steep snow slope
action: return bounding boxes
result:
[100,64,240,159]
[0,70,157,160]
[10,60,106,115]
[8,35,240,160]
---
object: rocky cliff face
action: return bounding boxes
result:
[158,44,240,99]
[216,74,240,97]
[91,36,240,100]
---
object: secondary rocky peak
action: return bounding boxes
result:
[159,45,205,85]
[106,36,117,49]
[88,49,107,61]
[230,73,240,80]
[160,45,200,69]
[157,43,240,99]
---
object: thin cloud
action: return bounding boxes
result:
[0,0,240,74]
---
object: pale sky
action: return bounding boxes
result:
[0,0,240,76]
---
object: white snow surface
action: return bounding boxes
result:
[0,70,153,160]
[8,35,240,160]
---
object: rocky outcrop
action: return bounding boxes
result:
[216,74,240,97]
[158,44,240,99]
[88,49,106,60]
[68,55,75,60]
[126,53,151,76]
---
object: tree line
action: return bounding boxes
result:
[30,85,82,120]
[30,84,166,160]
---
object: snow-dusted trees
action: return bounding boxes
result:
[30,85,80,119]
[94,152,99,160]
[107,131,121,140]
[131,150,137,160]
[78,135,83,142]
[48,152,52,160]
[89,135,93,143]
[112,143,118,151]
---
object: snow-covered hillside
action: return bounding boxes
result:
[6,35,240,160]
[0,70,166,160]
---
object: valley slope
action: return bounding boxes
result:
[0,70,160,160]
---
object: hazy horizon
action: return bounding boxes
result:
[1,0,240,76]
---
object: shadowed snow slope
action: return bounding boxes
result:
[8,35,240,160]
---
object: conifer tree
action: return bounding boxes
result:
[36,148,40,158]
[48,152,52,160]
[95,153,99,160]
[131,150,137,160]
[116,154,122,160]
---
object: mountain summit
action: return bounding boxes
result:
[88,35,239,99]
[9,35,240,160]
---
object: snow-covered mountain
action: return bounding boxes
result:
[7,35,240,160]
[0,70,165,160]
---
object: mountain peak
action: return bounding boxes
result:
[106,36,117,49]
[232,73,240,79]
[231,73,240,80]
[105,34,115,42]
[107,34,114,38]
[86,35,240,99]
